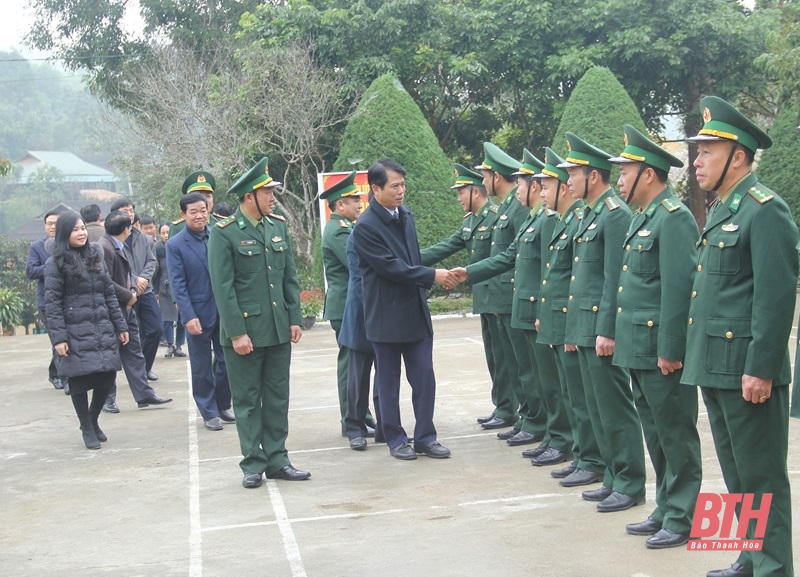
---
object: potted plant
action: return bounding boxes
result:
[299,288,324,329]
[0,287,24,336]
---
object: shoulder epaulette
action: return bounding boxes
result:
[216,215,236,228]
[574,206,584,219]
[212,213,224,220]
[463,213,472,219]
[338,219,351,228]
[748,186,774,204]
[604,196,621,211]
[489,204,499,213]
[545,208,557,216]
[271,213,287,222]
[661,198,681,212]
[172,217,185,225]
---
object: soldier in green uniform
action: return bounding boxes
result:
[683,97,797,577]
[318,171,375,434]
[560,132,646,512]
[471,143,533,434]
[170,171,226,238]
[208,157,310,488]
[609,125,702,548]
[458,149,570,459]
[536,148,606,489]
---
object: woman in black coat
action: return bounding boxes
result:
[45,212,129,449]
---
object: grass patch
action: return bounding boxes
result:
[428,295,473,316]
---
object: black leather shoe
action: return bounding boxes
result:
[522,441,550,459]
[496,426,521,440]
[476,413,495,424]
[365,425,375,438]
[645,528,689,549]
[414,441,451,459]
[550,463,577,478]
[349,437,368,451]
[49,376,64,389]
[172,346,187,357]
[597,491,645,512]
[390,443,417,460]
[481,417,515,430]
[267,465,311,481]
[102,402,120,414]
[219,408,236,422]
[242,473,263,488]
[581,486,613,502]
[706,563,753,577]
[561,468,603,487]
[137,394,173,408]
[146,371,159,381]
[508,431,542,446]
[626,516,662,536]
[532,447,570,466]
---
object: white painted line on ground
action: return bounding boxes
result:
[187,362,203,577]
[267,480,308,577]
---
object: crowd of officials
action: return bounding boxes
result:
[27,96,795,577]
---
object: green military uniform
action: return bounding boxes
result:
[536,149,605,480]
[319,171,371,430]
[610,125,702,539]
[208,158,302,478]
[683,97,797,576]
[561,133,646,503]
[170,171,224,237]
[475,143,532,426]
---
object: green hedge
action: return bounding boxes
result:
[758,103,800,227]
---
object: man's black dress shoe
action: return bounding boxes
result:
[496,426,521,440]
[146,371,159,381]
[349,437,368,451]
[531,447,570,466]
[550,463,576,478]
[481,417,514,430]
[626,516,662,536]
[645,528,689,549]
[522,441,549,459]
[103,402,120,414]
[560,468,603,487]
[390,443,417,460]
[476,413,495,424]
[706,563,753,577]
[597,491,645,512]
[365,425,375,438]
[49,376,64,390]
[219,408,236,422]
[508,431,542,446]
[242,473,263,488]
[414,441,451,459]
[581,486,613,502]
[137,394,173,408]
[267,465,311,481]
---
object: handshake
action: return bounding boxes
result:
[433,267,469,290]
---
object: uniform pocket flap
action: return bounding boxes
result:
[579,296,599,312]
[632,309,660,326]
[706,317,751,338]
[712,233,740,248]
[270,241,288,252]
[517,292,537,303]
[241,303,262,318]
[632,237,655,251]
[237,245,263,256]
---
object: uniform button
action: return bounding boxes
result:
[569,295,574,300]
[618,286,623,292]
[638,244,643,250]
[549,245,554,250]
[718,242,725,248]
[697,265,702,272]
[268,265,272,270]
[270,284,274,288]
[689,318,694,324]
[546,263,550,268]
[617,307,622,313]
[625,244,631,250]
[725,331,733,339]
[493,226,497,230]
[541,297,546,303]
[592,305,598,312]
[265,248,269,252]
[542,280,547,285]
[529,296,535,302]
[571,275,576,281]
[247,250,252,256]
[491,241,495,245]
[516,254,519,258]
[511,278,514,283]
[243,312,249,318]
[562,307,568,313]
[272,302,277,307]
[513,287,516,291]
[471,250,475,253]
[577,238,582,243]
[692,290,697,298]
[622,265,628,271]
[703,239,708,245]
[647,320,654,327]
[574,256,579,262]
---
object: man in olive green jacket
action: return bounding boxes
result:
[208,157,309,489]
[683,97,797,577]
[610,125,702,549]
[561,133,646,513]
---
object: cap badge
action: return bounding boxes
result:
[623,133,629,146]
[703,107,712,123]
[566,140,572,152]
[197,174,206,183]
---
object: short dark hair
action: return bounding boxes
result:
[651,166,669,184]
[368,158,406,189]
[214,202,234,217]
[180,192,209,213]
[161,221,172,229]
[43,209,61,222]
[585,166,611,185]
[132,212,140,225]
[739,144,755,166]
[140,215,156,227]
[110,197,135,212]
[79,204,101,223]
[469,184,488,197]
[105,211,132,236]
[498,173,516,184]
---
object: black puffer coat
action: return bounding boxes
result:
[44,243,127,378]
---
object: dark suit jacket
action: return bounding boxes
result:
[338,233,371,353]
[352,203,435,343]
[166,225,218,329]
[97,233,135,310]
[26,237,50,309]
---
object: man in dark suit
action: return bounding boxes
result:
[166,192,233,432]
[351,158,455,460]
[98,211,172,411]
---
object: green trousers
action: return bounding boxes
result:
[701,385,794,577]
[479,313,500,417]
[498,315,545,435]
[331,320,374,432]
[484,314,519,422]
[578,346,645,497]
[631,368,702,534]
[224,342,291,476]
[528,334,572,453]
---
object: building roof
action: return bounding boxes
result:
[15,151,118,184]
[7,197,121,242]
